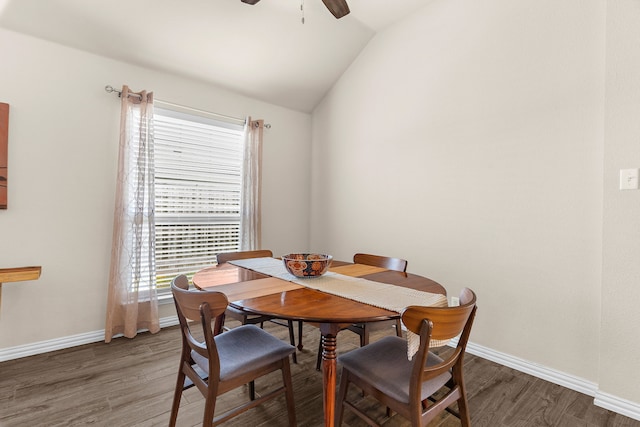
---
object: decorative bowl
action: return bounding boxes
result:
[282,253,333,278]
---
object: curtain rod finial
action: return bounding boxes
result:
[105,85,122,97]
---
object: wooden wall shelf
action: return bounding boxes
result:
[0,266,42,308]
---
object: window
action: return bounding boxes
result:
[153,106,245,291]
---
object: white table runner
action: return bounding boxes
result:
[228,257,449,358]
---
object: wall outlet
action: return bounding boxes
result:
[620,168,639,190]
[450,296,460,307]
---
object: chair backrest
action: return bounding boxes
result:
[401,287,476,343]
[353,253,408,272]
[171,275,229,376]
[172,274,190,290]
[216,249,274,265]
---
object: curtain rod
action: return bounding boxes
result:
[104,85,271,128]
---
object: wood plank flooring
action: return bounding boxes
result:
[1,321,639,427]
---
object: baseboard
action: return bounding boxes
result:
[454,339,640,422]
[2,319,639,422]
[595,391,640,422]
[460,339,597,396]
[0,315,179,363]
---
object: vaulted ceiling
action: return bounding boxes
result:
[0,0,429,112]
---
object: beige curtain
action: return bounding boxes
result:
[239,118,264,251]
[105,85,159,343]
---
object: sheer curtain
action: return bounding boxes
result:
[105,85,159,343]
[239,117,264,251]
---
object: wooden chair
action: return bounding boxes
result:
[169,275,297,427]
[314,253,408,370]
[215,249,276,265]
[335,288,477,427]
[348,253,408,345]
[216,249,300,363]
[353,253,408,274]
[174,274,259,398]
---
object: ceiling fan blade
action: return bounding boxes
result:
[241,0,261,5]
[322,0,350,19]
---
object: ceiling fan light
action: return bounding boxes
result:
[322,0,350,18]
[239,0,350,20]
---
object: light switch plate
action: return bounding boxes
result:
[620,169,639,190]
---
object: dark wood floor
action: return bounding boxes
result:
[1,320,639,427]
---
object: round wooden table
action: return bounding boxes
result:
[193,260,446,427]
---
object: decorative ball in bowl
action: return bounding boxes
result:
[282,253,333,278]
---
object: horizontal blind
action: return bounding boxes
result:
[154,107,245,289]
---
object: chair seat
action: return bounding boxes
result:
[191,324,295,381]
[338,336,451,404]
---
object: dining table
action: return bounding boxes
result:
[192,258,447,427]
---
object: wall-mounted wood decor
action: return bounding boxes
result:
[0,103,8,209]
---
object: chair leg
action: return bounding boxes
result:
[202,386,216,427]
[316,336,323,371]
[335,367,351,426]
[287,320,298,364]
[169,367,186,427]
[457,384,471,426]
[395,319,403,337]
[297,320,304,350]
[249,380,256,401]
[281,358,297,427]
[360,324,369,347]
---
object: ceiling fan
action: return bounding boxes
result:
[240,0,350,19]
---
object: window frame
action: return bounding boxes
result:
[152,103,246,297]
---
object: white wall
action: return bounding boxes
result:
[0,28,311,349]
[601,0,640,405]
[312,0,611,400]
